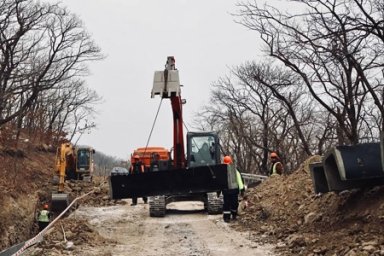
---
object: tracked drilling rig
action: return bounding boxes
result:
[109,56,237,217]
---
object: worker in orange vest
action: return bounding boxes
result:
[269,152,284,176]
[129,155,148,205]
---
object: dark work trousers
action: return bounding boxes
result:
[223,189,239,222]
[130,163,148,205]
[38,221,49,231]
[132,197,148,205]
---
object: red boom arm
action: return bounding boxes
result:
[171,95,185,169]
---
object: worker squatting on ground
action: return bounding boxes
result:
[37,204,51,231]
[269,152,284,176]
[221,155,245,223]
[129,155,148,205]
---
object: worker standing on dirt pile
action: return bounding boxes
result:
[129,155,148,205]
[37,204,51,231]
[221,155,245,223]
[269,152,284,176]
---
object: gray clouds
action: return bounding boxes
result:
[59,0,261,159]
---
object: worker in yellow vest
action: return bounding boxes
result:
[37,204,51,231]
[222,156,245,222]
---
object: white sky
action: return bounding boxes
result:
[58,0,264,160]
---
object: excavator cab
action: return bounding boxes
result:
[76,148,91,170]
[75,146,95,181]
[187,132,220,167]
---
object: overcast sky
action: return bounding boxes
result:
[58,0,264,160]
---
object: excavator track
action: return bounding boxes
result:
[206,192,223,214]
[149,195,166,217]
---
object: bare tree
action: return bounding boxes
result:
[0,0,103,129]
[21,79,101,143]
[196,63,311,174]
[344,0,384,131]
[235,0,384,144]
[196,57,343,174]
[236,62,314,156]
[93,151,123,176]
[195,75,272,174]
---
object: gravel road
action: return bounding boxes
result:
[67,199,275,256]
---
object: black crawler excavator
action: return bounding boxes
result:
[109,56,238,217]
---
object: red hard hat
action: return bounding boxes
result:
[223,156,232,164]
[270,152,278,158]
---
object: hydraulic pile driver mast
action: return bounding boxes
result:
[109,56,238,217]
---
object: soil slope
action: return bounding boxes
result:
[0,143,55,250]
[236,156,384,255]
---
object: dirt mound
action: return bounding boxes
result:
[237,156,384,255]
[29,178,123,255]
[33,218,115,255]
[66,177,117,207]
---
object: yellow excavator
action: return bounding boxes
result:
[51,142,95,212]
